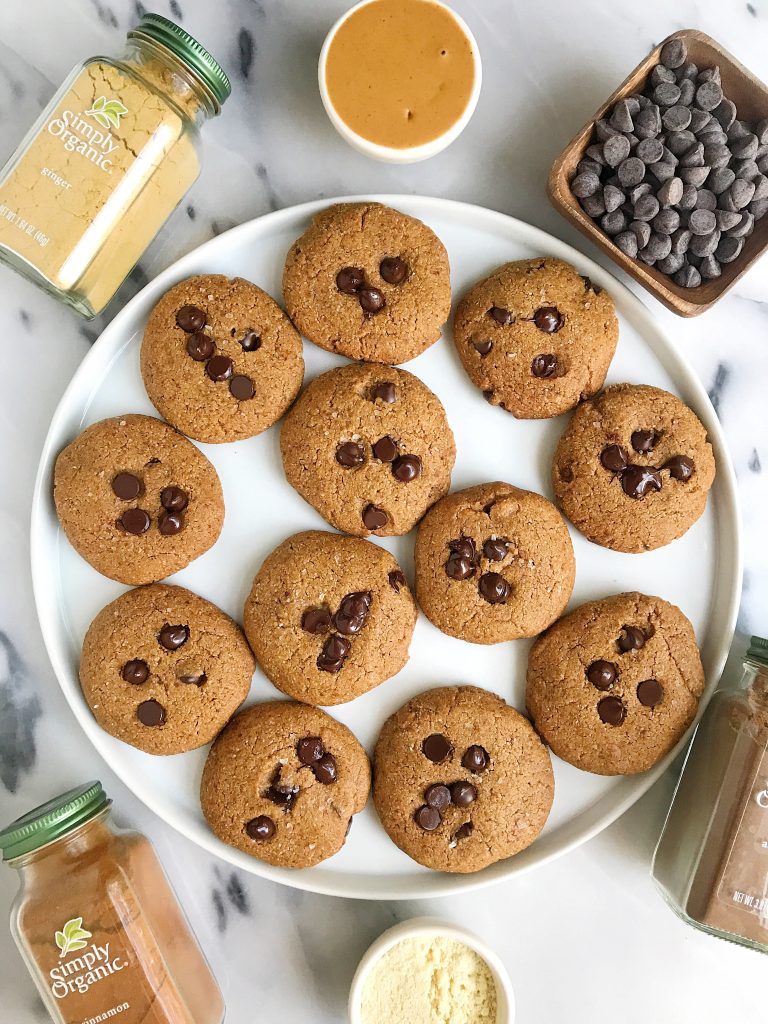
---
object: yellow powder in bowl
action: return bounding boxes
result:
[360,935,498,1024]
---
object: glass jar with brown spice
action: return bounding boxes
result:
[0,781,224,1023]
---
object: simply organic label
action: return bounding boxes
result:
[45,97,128,173]
[49,918,127,1000]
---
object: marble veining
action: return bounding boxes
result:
[0,1,766,1022]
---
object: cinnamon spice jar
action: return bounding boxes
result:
[0,782,224,1023]
[653,635,768,952]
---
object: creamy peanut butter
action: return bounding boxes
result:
[325,0,475,149]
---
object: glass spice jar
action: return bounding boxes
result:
[0,781,224,1023]
[653,635,768,953]
[0,14,230,318]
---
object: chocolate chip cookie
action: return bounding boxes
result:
[282,202,451,364]
[280,362,455,537]
[200,701,370,868]
[373,686,554,873]
[244,531,416,706]
[453,258,618,418]
[552,383,716,552]
[526,592,705,775]
[141,274,304,443]
[414,483,575,644]
[80,584,254,755]
[54,414,224,585]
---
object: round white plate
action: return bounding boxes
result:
[31,196,741,900]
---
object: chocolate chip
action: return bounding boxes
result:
[317,634,351,673]
[414,805,442,831]
[462,745,489,773]
[112,472,143,500]
[388,569,407,592]
[301,607,331,635]
[532,307,564,333]
[176,305,206,332]
[618,625,646,652]
[122,659,149,684]
[186,332,214,361]
[240,330,261,351]
[158,510,184,536]
[297,736,324,765]
[372,435,398,462]
[336,441,366,468]
[230,375,255,401]
[265,779,298,808]
[425,784,451,810]
[472,339,493,356]
[160,486,189,512]
[454,822,474,841]
[119,508,151,535]
[313,753,337,784]
[445,536,477,581]
[621,464,662,498]
[531,353,557,378]
[372,382,396,403]
[450,781,477,807]
[663,454,695,480]
[600,445,629,472]
[581,276,603,294]
[362,504,388,530]
[597,696,626,726]
[560,465,574,483]
[336,267,365,294]
[489,306,513,325]
[206,354,233,381]
[158,623,189,651]
[636,679,664,707]
[482,538,508,561]
[333,591,372,635]
[422,733,452,763]
[177,671,206,685]
[359,286,385,315]
[245,816,275,840]
[587,660,617,690]
[392,454,422,482]
[379,256,408,284]
[478,572,511,604]
[631,429,659,453]
[137,699,165,726]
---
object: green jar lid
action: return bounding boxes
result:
[129,14,231,111]
[748,635,768,666]
[0,782,110,861]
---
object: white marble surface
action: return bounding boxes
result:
[0,1,767,1021]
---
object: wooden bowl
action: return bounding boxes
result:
[548,29,768,316]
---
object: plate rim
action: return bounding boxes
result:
[30,194,743,900]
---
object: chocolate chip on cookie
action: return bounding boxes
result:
[281,363,455,537]
[526,592,705,775]
[201,702,370,869]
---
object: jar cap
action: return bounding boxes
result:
[747,635,768,666]
[0,782,110,861]
[129,14,232,111]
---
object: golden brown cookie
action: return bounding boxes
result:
[141,274,304,443]
[414,482,575,644]
[526,592,705,775]
[243,531,416,706]
[552,383,716,552]
[373,686,554,873]
[453,258,618,418]
[54,414,224,586]
[80,584,254,755]
[200,701,370,868]
[280,362,455,537]
[282,202,451,364]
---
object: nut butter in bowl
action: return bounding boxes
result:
[319,0,482,163]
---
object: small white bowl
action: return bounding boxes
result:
[318,0,482,164]
[348,916,515,1023]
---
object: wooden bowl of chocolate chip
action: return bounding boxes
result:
[548,29,768,316]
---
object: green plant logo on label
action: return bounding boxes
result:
[84,96,128,130]
[54,917,92,959]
